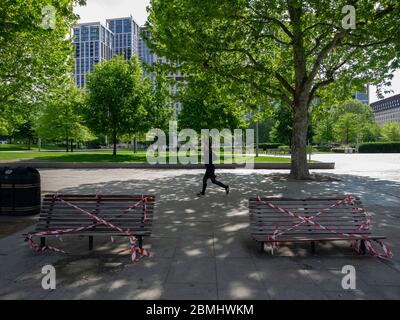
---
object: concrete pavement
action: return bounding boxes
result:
[0,154,399,300]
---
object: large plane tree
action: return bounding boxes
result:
[146,0,400,179]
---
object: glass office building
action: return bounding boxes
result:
[138,27,159,68]
[371,94,400,125]
[353,91,369,105]
[106,17,140,60]
[72,17,183,115]
[72,22,113,88]
[138,27,183,115]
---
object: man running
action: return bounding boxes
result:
[197,142,229,196]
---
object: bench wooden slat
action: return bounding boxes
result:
[252,235,386,242]
[33,194,155,251]
[249,196,385,255]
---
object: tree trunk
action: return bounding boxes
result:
[70,140,73,153]
[290,99,310,180]
[66,139,69,152]
[113,131,117,156]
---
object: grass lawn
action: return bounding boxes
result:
[0,150,303,163]
[0,144,64,151]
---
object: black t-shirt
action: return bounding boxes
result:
[205,163,216,176]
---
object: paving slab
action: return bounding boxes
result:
[1,154,400,299]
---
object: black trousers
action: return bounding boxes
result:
[202,173,227,194]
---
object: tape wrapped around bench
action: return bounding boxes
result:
[249,197,385,243]
[36,194,155,237]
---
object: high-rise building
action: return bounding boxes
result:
[72,17,183,115]
[138,27,159,68]
[371,94,400,126]
[138,26,183,115]
[106,16,140,60]
[353,85,370,105]
[72,22,113,88]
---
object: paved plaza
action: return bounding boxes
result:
[0,154,399,300]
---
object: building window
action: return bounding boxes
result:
[116,20,122,33]
[90,26,99,41]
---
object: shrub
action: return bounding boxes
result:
[259,143,282,150]
[331,147,346,153]
[358,142,400,153]
[314,145,332,152]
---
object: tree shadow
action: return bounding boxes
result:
[1,170,399,300]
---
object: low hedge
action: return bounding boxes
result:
[332,147,346,153]
[314,146,332,152]
[259,143,282,150]
[358,142,400,153]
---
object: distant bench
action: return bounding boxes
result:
[264,148,291,156]
[28,194,155,251]
[249,197,385,255]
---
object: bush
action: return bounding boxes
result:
[85,140,102,149]
[358,142,400,153]
[314,145,332,152]
[258,143,282,150]
[331,147,345,153]
[278,145,290,149]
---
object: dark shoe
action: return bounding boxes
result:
[225,186,230,195]
[197,192,205,196]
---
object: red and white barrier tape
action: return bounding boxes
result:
[26,196,151,262]
[256,195,392,259]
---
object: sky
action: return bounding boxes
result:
[74,0,400,103]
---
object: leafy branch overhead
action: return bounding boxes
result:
[146,0,400,179]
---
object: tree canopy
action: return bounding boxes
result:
[36,79,93,151]
[147,0,400,178]
[178,75,248,133]
[85,55,148,156]
[0,0,84,112]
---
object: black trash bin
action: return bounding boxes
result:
[0,167,41,216]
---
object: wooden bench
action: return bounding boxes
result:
[249,197,385,255]
[31,194,155,250]
[265,148,291,156]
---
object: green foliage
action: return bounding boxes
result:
[381,122,400,142]
[35,80,93,151]
[269,104,293,146]
[313,99,379,145]
[85,55,147,155]
[0,0,85,114]
[142,72,174,132]
[147,0,400,178]
[359,142,400,153]
[178,75,248,132]
[333,113,358,145]
[250,117,275,144]
[331,147,346,153]
[258,143,283,150]
[313,116,335,144]
[11,121,37,148]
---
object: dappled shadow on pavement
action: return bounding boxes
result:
[1,170,399,300]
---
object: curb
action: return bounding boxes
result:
[0,162,335,170]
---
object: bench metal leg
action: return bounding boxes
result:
[138,236,143,249]
[40,237,46,248]
[310,241,316,254]
[360,240,366,255]
[89,236,94,251]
